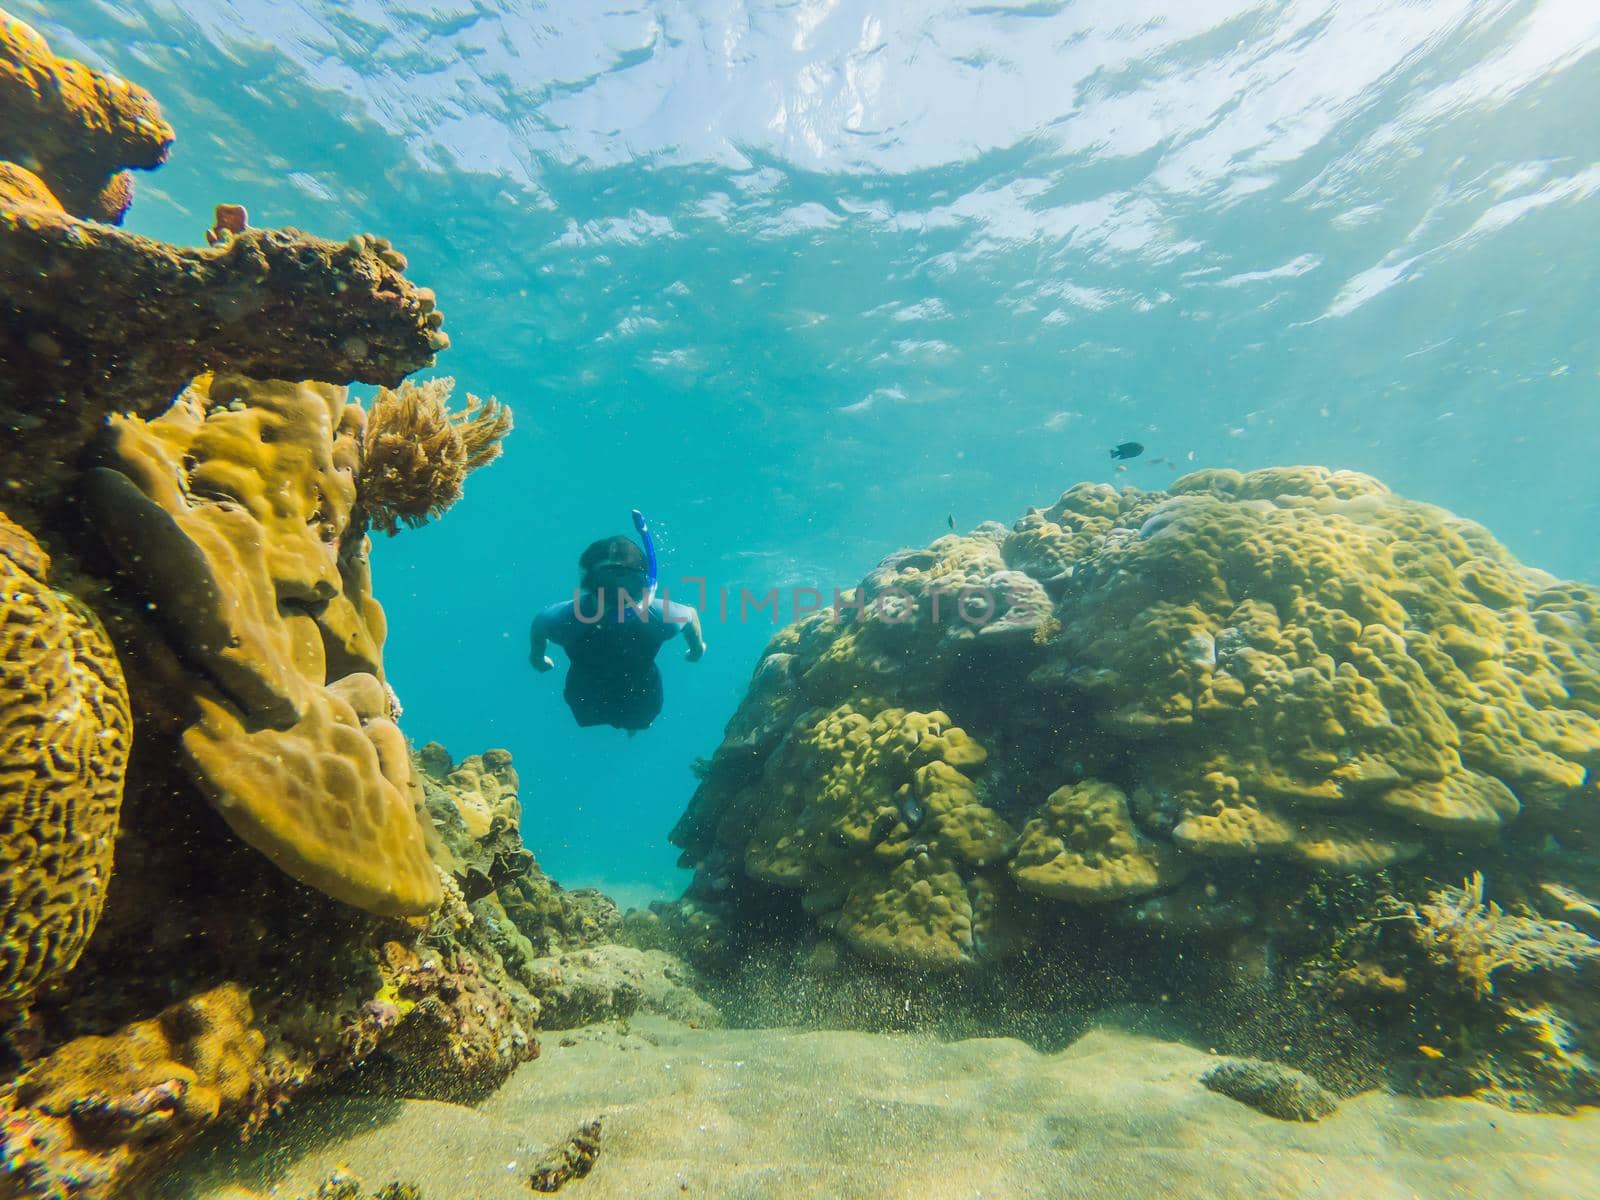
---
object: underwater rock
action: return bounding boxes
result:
[0,984,265,1198]
[0,12,173,223]
[86,374,440,918]
[522,944,721,1030]
[0,513,131,1004]
[528,1119,603,1193]
[673,467,1600,975]
[358,378,513,535]
[1201,1057,1339,1121]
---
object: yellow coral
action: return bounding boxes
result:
[0,12,175,222]
[357,376,513,535]
[87,375,440,917]
[8,983,264,1192]
[1011,782,1187,902]
[734,703,1024,968]
[0,513,131,1001]
[676,466,1600,968]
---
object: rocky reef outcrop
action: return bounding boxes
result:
[663,465,1600,1109]
[0,15,696,1198]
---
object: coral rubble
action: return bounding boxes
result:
[528,1119,603,1193]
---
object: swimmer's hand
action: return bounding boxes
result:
[686,641,706,663]
[532,653,555,673]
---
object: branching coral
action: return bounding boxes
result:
[1410,873,1600,1001]
[357,377,513,535]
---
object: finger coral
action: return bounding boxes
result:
[87,375,441,918]
[0,513,131,1003]
[357,377,513,535]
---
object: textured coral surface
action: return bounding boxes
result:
[0,513,130,1003]
[1,984,264,1198]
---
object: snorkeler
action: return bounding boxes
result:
[529,510,706,731]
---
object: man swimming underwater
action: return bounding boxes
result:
[529,510,706,731]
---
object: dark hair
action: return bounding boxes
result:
[578,536,646,592]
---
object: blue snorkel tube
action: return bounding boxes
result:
[631,509,659,607]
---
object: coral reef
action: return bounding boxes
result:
[523,944,721,1030]
[1318,872,1600,1110]
[416,744,717,1034]
[664,467,1600,1108]
[0,205,447,504]
[0,25,635,1199]
[675,467,1600,967]
[0,17,446,509]
[1201,1058,1339,1121]
[0,515,130,1003]
[0,13,173,223]
[358,378,513,535]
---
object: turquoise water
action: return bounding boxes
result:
[26,0,1600,902]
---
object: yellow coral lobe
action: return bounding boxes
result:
[1011,781,1187,902]
[88,375,441,917]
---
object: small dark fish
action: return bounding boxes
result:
[1148,455,1167,465]
[1110,441,1145,460]
[947,513,955,530]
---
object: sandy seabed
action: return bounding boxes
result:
[162,1015,1600,1200]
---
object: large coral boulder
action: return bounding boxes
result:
[673,468,1600,971]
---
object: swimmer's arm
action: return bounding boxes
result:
[682,609,707,662]
[529,622,555,673]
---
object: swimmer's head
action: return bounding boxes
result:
[579,535,648,594]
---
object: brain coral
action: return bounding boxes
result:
[674,468,1600,969]
[85,374,440,918]
[0,512,131,1002]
